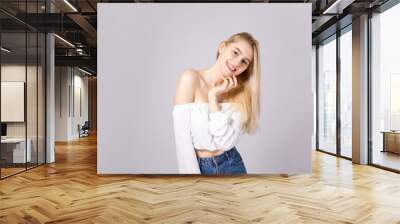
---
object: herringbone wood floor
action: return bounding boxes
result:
[1,134,400,224]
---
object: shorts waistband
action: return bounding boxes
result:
[197,146,237,161]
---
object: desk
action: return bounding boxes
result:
[1,138,32,163]
[382,131,400,154]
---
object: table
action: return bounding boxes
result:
[1,138,32,164]
[381,131,400,154]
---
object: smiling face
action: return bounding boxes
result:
[217,39,254,77]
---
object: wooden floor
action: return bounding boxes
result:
[1,134,400,223]
[373,150,400,171]
[0,167,26,178]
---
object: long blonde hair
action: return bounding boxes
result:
[217,32,261,134]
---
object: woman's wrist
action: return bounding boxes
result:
[208,91,217,102]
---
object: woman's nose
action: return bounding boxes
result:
[231,58,242,67]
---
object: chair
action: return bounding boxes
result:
[79,121,90,138]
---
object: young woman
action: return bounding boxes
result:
[173,32,261,174]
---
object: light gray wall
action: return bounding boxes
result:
[98,3,313,174]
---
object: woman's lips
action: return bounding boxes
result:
[225,62,236,72]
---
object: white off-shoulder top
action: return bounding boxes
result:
[172,102,243,174]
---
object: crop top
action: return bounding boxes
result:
[172,102,243,174]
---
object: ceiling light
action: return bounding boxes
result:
[323,0,355,14]
[1,47,11,53]
[63,0,78,12]
[54,34,75,48]
[78,67,93,76]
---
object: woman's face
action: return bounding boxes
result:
[217,40,253,77]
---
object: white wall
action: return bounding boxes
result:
[1,65,26,126]
[55,67,89,141]
[1,65,39,138]
[72,72,89,138]
[98,3,313,174]
[55,67,69,141]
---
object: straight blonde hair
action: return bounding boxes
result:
[217,32,261,134]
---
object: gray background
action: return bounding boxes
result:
[98,3,313,174]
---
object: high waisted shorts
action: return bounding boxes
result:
[196,147,247,175]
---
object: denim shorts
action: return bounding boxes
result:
[196,147,247,175]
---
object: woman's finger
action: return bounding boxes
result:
[233,76,237,88]
[222,77,228,88]
[224,77,231,90]
[217,76,226,86]
[228,76,234,89]
[215,77,224,87]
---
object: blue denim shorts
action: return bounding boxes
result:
[196,147,247,175]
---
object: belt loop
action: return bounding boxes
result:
[226,148,231,158]
[231,146,236,155]
[212,157,219,174]
[224,150,229,161]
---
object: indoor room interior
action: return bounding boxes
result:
[0,0,399,223]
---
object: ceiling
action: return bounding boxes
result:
[0,0,393,75]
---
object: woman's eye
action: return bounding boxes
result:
[233,51,238,55]
[242,60,247,64]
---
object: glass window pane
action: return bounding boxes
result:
[318,37,337,154]
[0,1,46,179]
[1,32,27,178]
[340,29,352,158]
[371,3,400,171]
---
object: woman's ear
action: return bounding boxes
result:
[218,43,226,54]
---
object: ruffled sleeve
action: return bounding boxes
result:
[208,108,243,150]
[172,104,201,174]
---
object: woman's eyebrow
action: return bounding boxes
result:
[235,47,250,63]
[234,47,242,54]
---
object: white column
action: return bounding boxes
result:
[46,33,55,163]
[46,1,55,163]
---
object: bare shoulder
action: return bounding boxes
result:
[174,69,201,105]
[177,69,200,85]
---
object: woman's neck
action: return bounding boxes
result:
[200,64,223,88]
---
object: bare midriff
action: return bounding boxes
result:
[195,148,225,158]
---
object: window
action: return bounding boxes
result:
[318,36,337,154]
[371,3,400,171]
[340,29,352,158]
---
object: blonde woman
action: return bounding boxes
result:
[173,32,260,174]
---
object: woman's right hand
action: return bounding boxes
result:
[208,76,238,102]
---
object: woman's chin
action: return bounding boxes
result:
[222,71,233,77]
